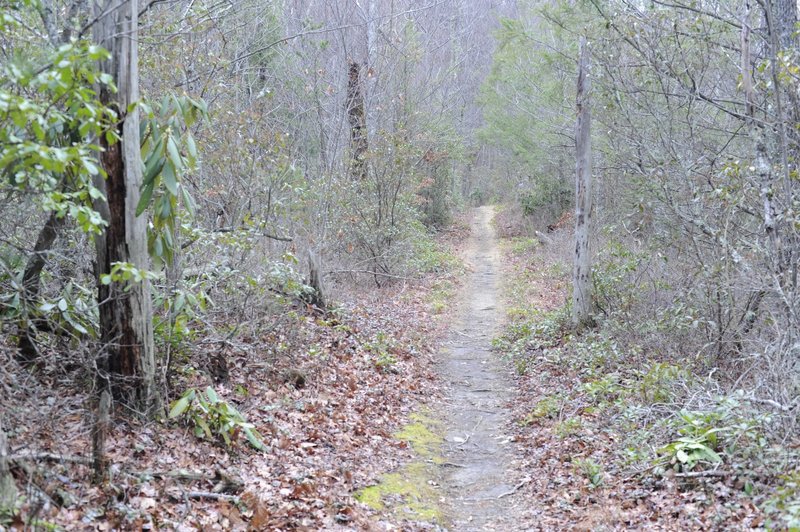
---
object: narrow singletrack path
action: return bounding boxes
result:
[440,206,522,530]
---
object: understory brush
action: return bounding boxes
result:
[1,211,462,529]
[497,226,800,528]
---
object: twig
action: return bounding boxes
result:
[213,227,293,241]
[621,461,663,482]
[674,470,731,479]
[182,491,239,501]
[744,396,799,412]
[497,477,531,499]
[325,269,415,280]
[9,452,93,465]
[438,461,466,468]
[134,469,215,482]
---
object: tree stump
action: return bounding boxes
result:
[305,251,326,309]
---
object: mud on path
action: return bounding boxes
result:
[438,205,524,530]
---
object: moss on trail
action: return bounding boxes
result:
[355,409,445,523]
[395,412,444,463]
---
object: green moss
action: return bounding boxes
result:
[355,463,443,522]
[395,412,444,463]
[356,484,385,510]
[354,410,445,523]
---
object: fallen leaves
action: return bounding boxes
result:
[3,264,451,530]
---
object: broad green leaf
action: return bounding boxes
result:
[162,160,178,195]
[196,416,212,438]
[153,234,163,257]
[244,427,267,451]
[166,136,182,172]
[169,395,192,418]
[701,448,723,463]
[136,181,155,216]
[181,187,196,217]
[186,133,197,160]
[205,386,219,404]
[142,138,164,185]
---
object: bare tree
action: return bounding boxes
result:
[93,0,159,415]
[573,38,593,329]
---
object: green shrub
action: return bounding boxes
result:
[583,373,624,403]
[657,399,768,473]
[408,225,461,274]
[555,417,583,439]
[364,331,398,372]
[519,176,571,218]
[573,458,604,488]
[169,386,266,451]
[521,394,563,425]
[591,241,645,318]
[637,362,690,403]
[658,433,723,472]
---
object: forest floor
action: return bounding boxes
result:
[2,220,465,529]
[5,206,790,530]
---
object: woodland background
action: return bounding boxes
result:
[1,0,800,529]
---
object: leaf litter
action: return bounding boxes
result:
[1,228,471,530]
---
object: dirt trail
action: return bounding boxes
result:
[439,206,522,530]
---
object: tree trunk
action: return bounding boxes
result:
[16,211,65,362]
[93,0,160,416]
[572,38,593,330]
[305,250,326,309]
[346,61,368,181]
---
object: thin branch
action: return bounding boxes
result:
[325,269,414,280]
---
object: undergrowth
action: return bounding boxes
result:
[496,226,800,527]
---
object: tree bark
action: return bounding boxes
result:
[93,0,160,416]
[305,250,326,309]
[346,61,368,181]
[572,38,593,330]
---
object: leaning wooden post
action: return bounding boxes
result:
[573,38,593,329]
[0,420,16,511]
